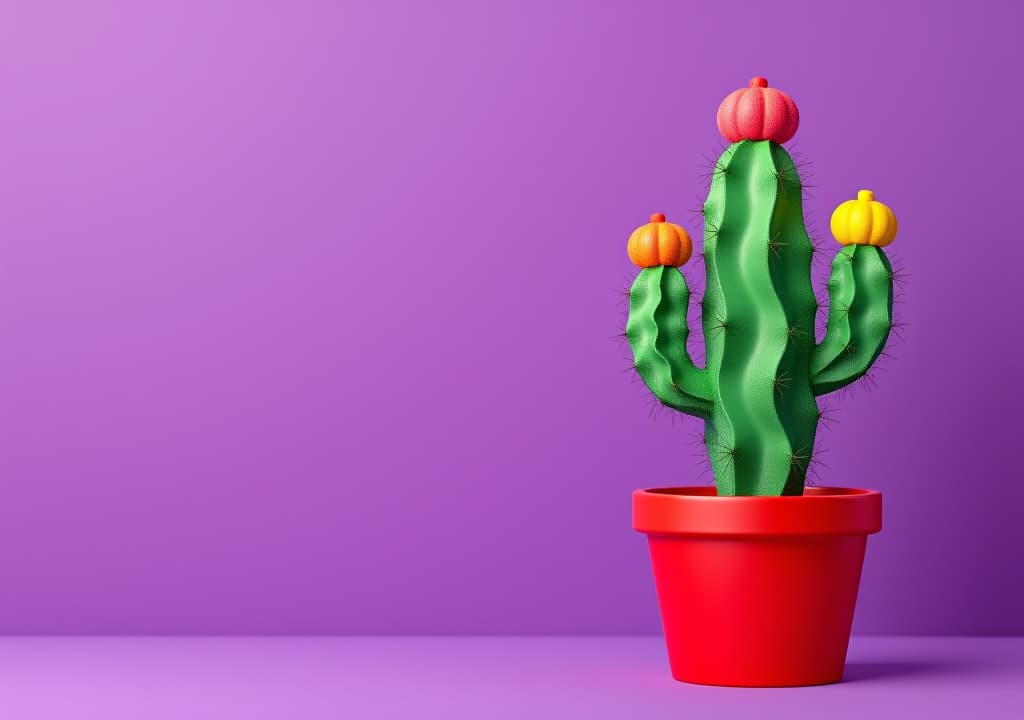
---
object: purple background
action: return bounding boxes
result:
[0,0,1020,635]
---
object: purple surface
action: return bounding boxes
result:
[0,0,1022,634]
[0,637,1019,719]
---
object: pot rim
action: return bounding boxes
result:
[633,486,881,537]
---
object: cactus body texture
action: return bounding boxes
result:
[626,137,896,495]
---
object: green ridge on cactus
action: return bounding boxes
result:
[626,140,896,496]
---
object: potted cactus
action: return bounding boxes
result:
[625,77,899,687]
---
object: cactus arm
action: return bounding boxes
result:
[810,245,894,395]
[627,266,714,420]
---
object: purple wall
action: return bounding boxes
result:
[0,0,1019,634]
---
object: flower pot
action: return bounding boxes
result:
[633,486,882,687]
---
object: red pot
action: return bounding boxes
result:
[633,486,882,687]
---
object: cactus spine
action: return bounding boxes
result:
[625,78,897,496]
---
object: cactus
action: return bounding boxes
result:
[625,78,897,496]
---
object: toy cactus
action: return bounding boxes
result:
[625,77,898,496]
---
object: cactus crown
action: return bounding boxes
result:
[625,77,898,496]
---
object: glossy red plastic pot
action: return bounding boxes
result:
[633,486,882,687]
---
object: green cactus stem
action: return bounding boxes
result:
[626,140,896,496]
